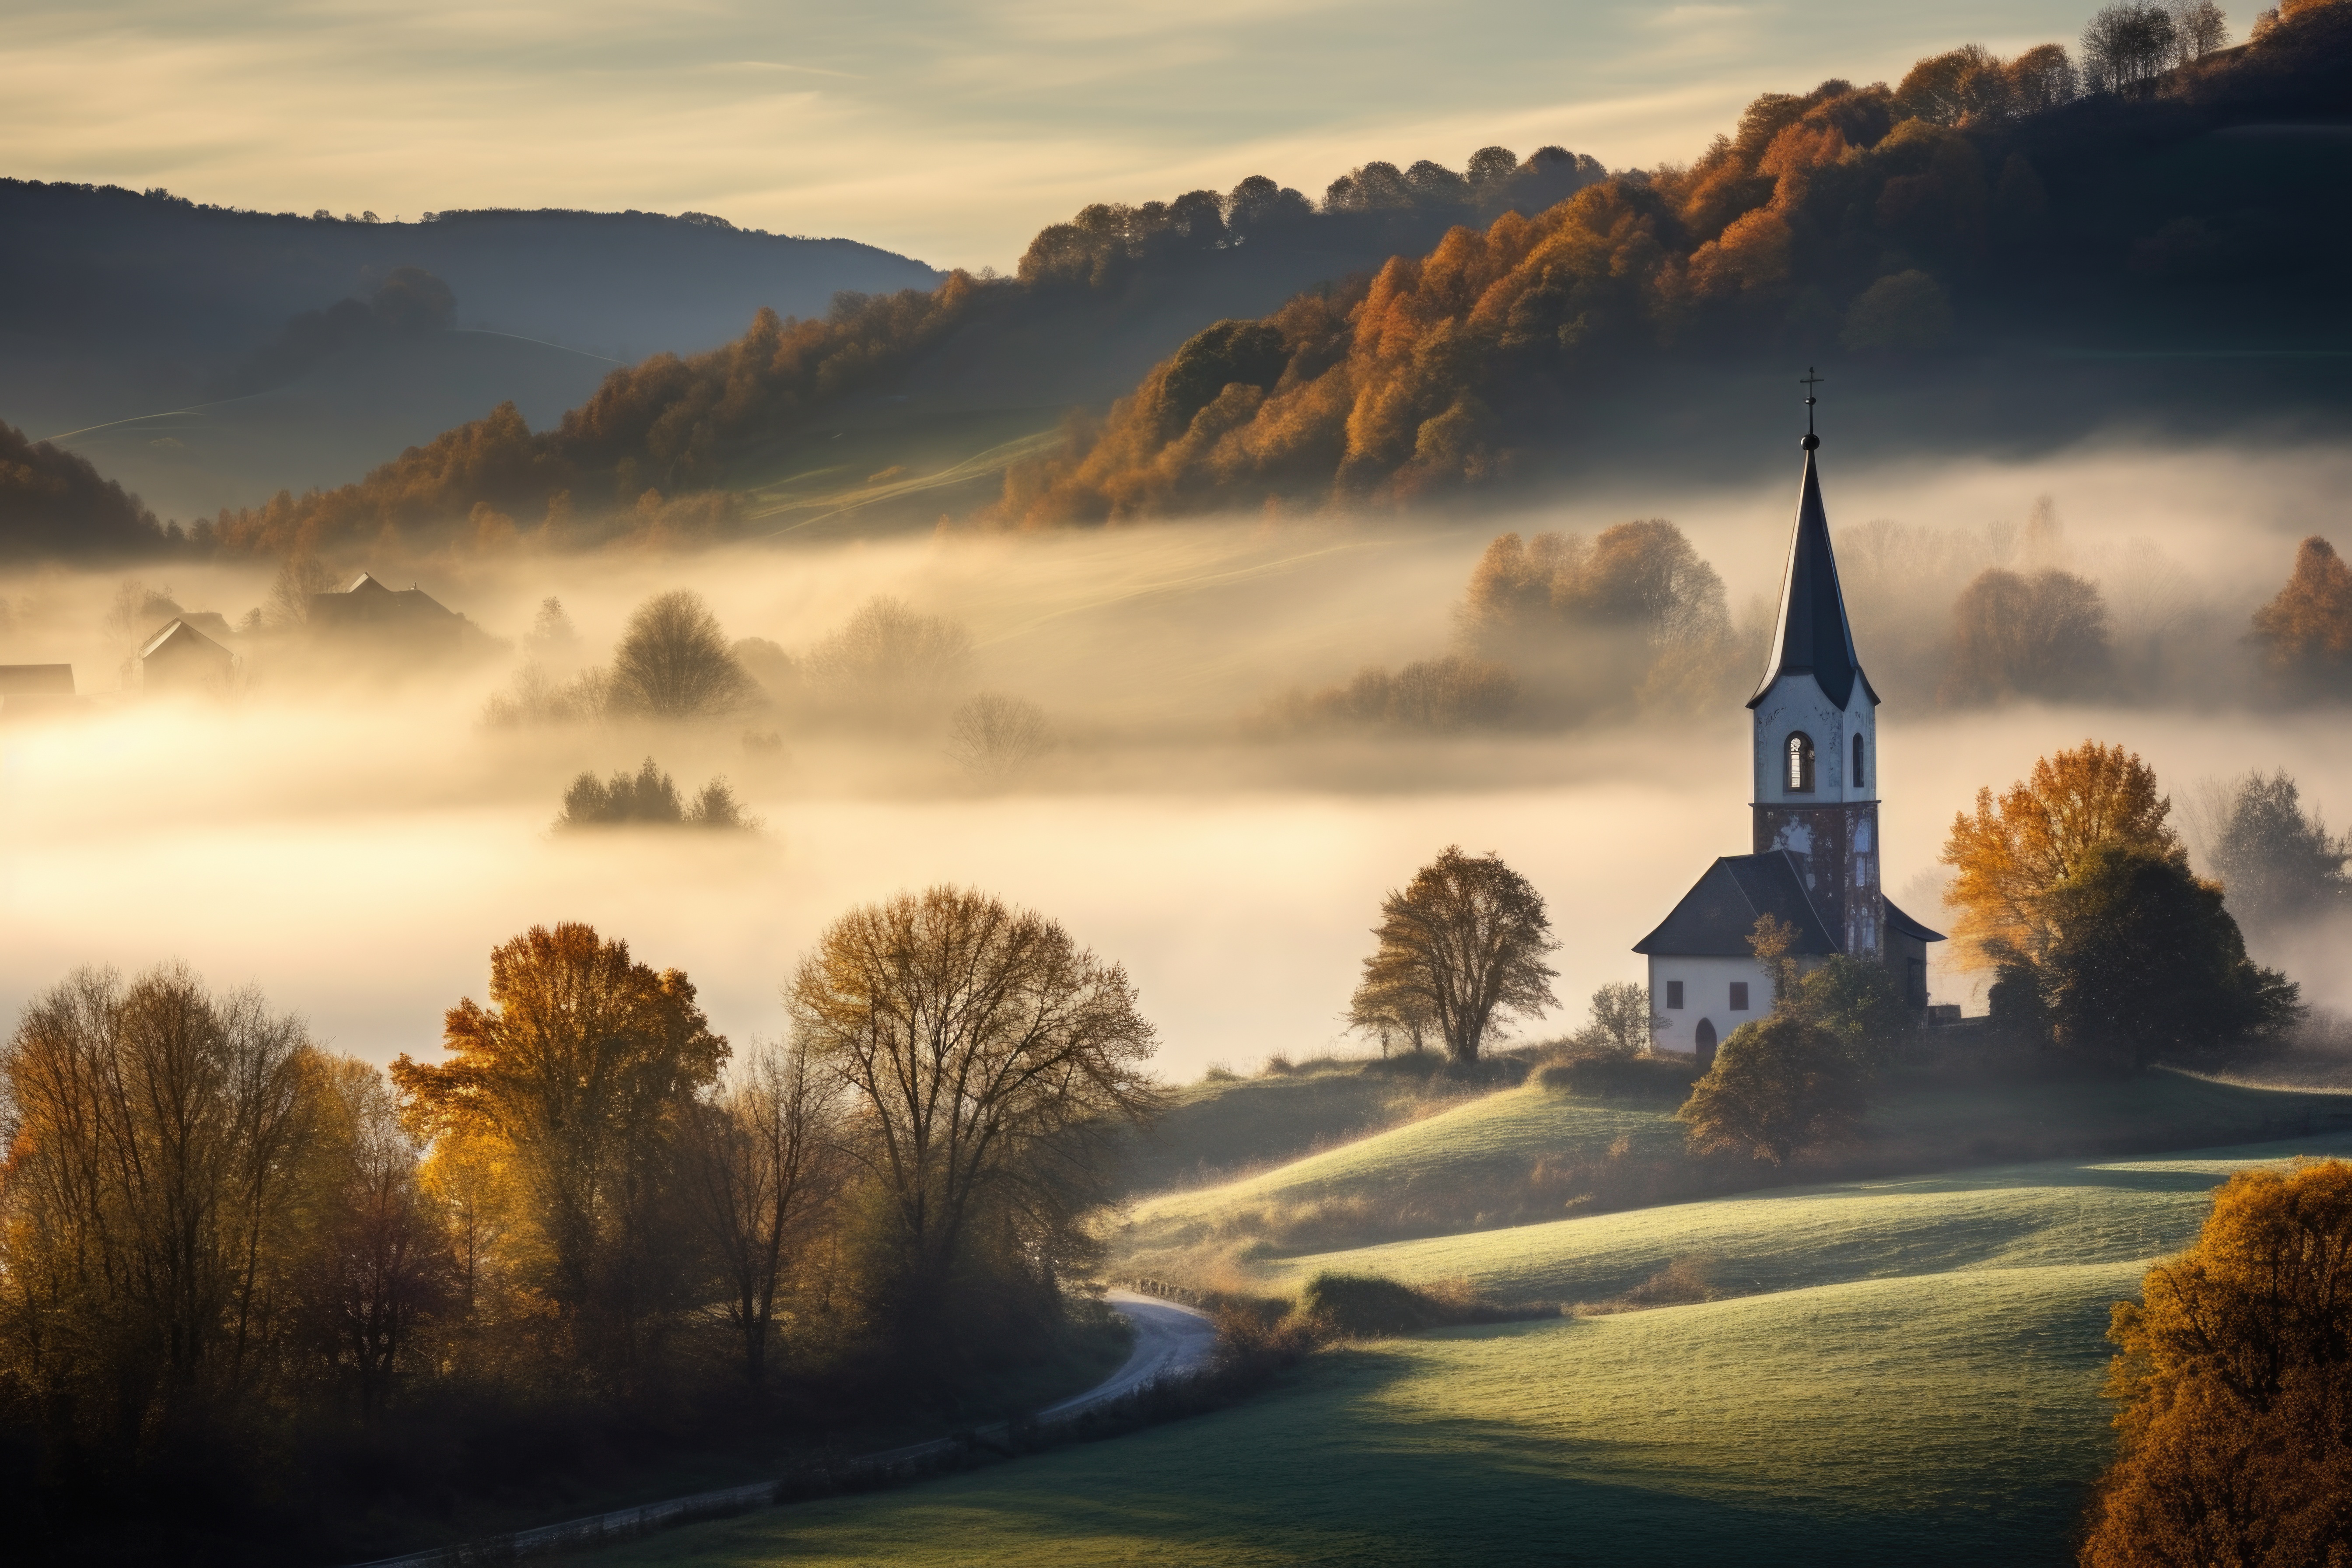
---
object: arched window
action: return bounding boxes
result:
[1852,733,1866,790]
[1694,1018,1718,1066]
[1785,732,1815,793]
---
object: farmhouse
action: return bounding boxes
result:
[1634,424,1942,1063]
[308,572,467,649]
[140,618,234,693]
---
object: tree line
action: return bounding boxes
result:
[994,1,2352,522]
[0,896,1155,1562]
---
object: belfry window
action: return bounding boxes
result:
[1852,733,1866,789]
[1785,732,1815,793]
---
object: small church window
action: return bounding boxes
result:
[1785,732,1815,792]
[1729,981,1750,1010]
[1666,980,1684,1009]
[1853,733,1866,789]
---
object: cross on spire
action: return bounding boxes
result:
[1800,366,1823,445]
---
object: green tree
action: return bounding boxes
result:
[2207,769,2352,932]
[1791,953,1912,1071]
[1573,980,1661,1055]
[1996,841,2300,1069]
[1676,1012,1863,1164]
[1352,846,1559,1065]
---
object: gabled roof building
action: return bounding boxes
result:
[140,618,234,694]
[1633,422,1942,1064]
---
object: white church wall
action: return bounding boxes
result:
[1648,954,1776,1055]
[1750,674,1877,807]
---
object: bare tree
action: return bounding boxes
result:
[2169,0,2231,61]
[807,596,974,721]
[1353,846,1559,1065]
[788,887,1157,1353]
[946,693,1053,784]
[2082,3,2179,94]
[266,555,338,629]
[609,589,755,719]
[1574,981,1662,1056]
[688,1040,847,1389]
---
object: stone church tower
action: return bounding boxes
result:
[1747,428,1883,961]
[1632,416,1942,1063]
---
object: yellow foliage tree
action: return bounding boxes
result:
[2082,1159,2352,1565]
[1940,740,2179,966]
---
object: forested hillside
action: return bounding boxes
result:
[1004,0,2352,520]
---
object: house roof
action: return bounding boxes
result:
[1633,851,1843,957]
[1748,438,1878,712]
[1885,896,1946,944]
[140,618,230,661]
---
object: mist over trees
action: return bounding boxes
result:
[0,419,172,557]
[2249,534,2352,696]
[223,266,458,396]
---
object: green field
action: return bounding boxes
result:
[579,1127,2352,1568]
[1114,1066,2342,1283]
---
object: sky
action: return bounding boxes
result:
[7,0,2113,270]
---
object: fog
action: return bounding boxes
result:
[3,435,2347,1081]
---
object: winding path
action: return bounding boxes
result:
[349,1290,1218,1568]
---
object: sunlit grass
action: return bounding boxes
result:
[585,1133,2352,1568]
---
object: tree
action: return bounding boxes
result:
[2168,0,2231,63]
[787,887,1156,1360]
[555,757,752,830]
[2000,841,2301,1069]
[609,589,755,718]
[1941,740,2180,968]
[1791,954,1912,1071]
[391,924,727,1376]
[1346,977,1438,1057]
[687,1040,847,1390]
[0,965,317,1455]
[806,596,974,721]
[2082,3,2179,93]
[1352,847,1559,1065]
[1676,1013,1863,1164]
[1572,980,1660,1055]
[2207,770,2352,932]
[2248,536,2352,696]
[946,693,1053,784]
[1939,567,2111,705]
[2082,1160,2352,1566]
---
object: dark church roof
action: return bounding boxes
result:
[1884,896,1946,944]
[1747,439,1878,712]
[1632,851,1842,957]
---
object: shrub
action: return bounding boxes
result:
[1676,1013,1863,1164]
[555,758,758,830]
[1540,1050,1701,1100]
[1295,1273,1466,1337]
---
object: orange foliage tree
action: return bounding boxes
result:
[1939,740,2178,966]
[2082,1159,2352,1566]
[2249,535,2352,696]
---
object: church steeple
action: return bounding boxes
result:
[1746,434,1876,711]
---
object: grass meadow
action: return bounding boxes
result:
[578,1127,2352,1568]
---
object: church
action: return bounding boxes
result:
[1633,417,1942,1064]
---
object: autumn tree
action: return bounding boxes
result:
[392,924,728,1377]
[687,1040,848,1390]
[0,966,318,1457]
[1352,847,1559,1065]
[2082,1160,2352,1566]
[609,589,755,718]
[787,888,1156,1362]
[1939,567,2112,705]
[2248,535,2352,696]
[1941,740,2180,969]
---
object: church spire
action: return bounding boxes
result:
[1746,398,1875,711]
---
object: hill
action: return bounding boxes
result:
[1001,3,2352,521]
[0,186,943,443]
[1113,1064,2342,1283]
[575,1130,2352,1568]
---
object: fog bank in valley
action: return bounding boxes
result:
[2,435,2345,1079]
